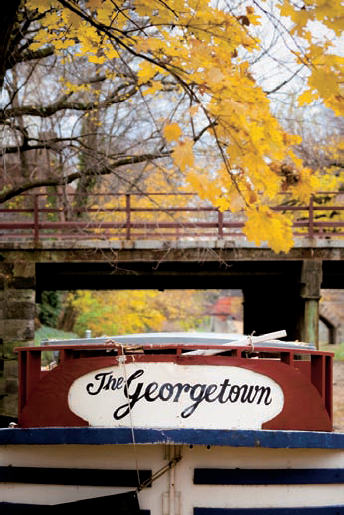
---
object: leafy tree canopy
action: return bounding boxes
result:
[70,289,211,336]
[1,0,343,252]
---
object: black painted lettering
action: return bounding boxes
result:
[114,369,145,419]
[159,383,174,401]
[172,383,191,402]
[204,384,218,402]
[181,384,207,418]
[241,385,257,403]
[116,377,124,390]
[85,366,276,421]
[229,384,240,402]
[144,382,159,402]
[104,374,117,391]
[86,372,112,395]
[254,386,272,405]
[217,379,231,403]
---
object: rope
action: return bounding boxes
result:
[247,335,255,353]
[116,345,141,489]
[116,344,183,494]
[137,456,182,492]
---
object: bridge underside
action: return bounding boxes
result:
[36,259,342,291]
[0,241,343,420]
[35,258,342,345]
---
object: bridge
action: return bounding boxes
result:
[1,191,343,242]
[0,191,343,421]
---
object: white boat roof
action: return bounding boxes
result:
[41,332,316,350]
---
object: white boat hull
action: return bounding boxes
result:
[1,428,343,514]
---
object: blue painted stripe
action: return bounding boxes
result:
[194,468,344,485]
[0,428,343,449]
[0,466,151,486]
[1,503,150,514]
[194,508,344,514]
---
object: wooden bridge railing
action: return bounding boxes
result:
[0,191,343,244]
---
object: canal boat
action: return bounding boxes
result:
[1,331,343,514]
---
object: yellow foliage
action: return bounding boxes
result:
[163,123,182,143]
[289,169,322,203]
[25,0,343,253]
[71,289,208,336]
[172,139,194,171]
[137,60,157,84]
[243,207,294,254]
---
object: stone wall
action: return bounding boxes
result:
[0,262,35,421]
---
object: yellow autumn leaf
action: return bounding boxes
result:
[163,123,182,142]
[88,55,107,64]
[137,61,158,84]
[27,0,50,13]
[243,207,294,254]
[54,39,75,51]
[87,0,103,8]
[142,81,163,96]
[290,169,321,203]
[104,46,120,59]
[172,138,195,171]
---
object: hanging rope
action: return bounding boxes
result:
[116,346,141,488]
[116,344,183,493]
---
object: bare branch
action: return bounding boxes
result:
[1,84,138,120]
[0,151,171,203]
[16,46,55,66]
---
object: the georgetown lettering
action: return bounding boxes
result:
[86,369,273,420]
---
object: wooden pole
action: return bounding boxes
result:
[304,299,319,347]
[300,260,322,349]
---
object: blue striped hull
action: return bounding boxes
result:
[1,428,343,514]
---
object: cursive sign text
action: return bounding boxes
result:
[86,368,273,420]
[68,363,284,429]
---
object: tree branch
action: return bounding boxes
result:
[1,81,139,120]
[0,151,171,203]
[15,46,55,66]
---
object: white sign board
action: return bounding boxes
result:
[68,363,284,430]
